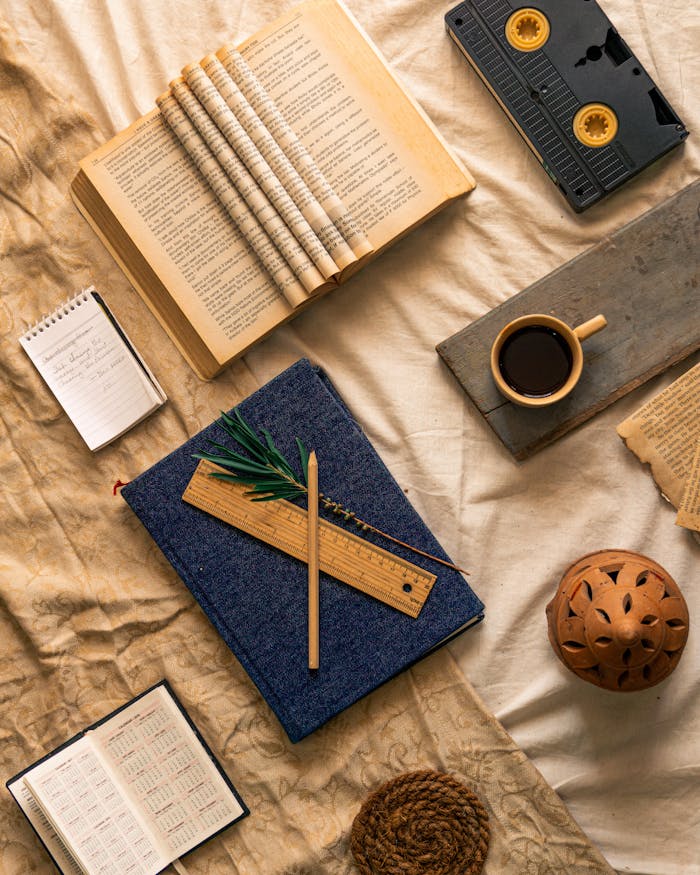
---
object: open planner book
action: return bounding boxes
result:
[7,682,248,875]
[70,0,474,379]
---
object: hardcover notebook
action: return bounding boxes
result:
[71,0,474,379]
[7,680,248,875]
[20,287,166,451]
[121,360,484,742]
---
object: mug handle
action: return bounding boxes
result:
[573,314,607,341]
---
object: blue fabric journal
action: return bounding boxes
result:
[122,360,484,742]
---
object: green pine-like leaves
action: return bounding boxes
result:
[193,408,309,501]
[192,408,468,574]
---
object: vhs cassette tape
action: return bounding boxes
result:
[445,0,688,211]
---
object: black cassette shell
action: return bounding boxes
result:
[445,0,688,211]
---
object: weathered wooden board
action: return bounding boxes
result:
[437,181,700,460]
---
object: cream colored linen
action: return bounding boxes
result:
[0,1,699,873]
[0,33,614,867]
[0,19,614,873]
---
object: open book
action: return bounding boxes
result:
[71,0,474,379]
[7,681,248,875]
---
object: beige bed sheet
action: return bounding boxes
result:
[0,1,698,873]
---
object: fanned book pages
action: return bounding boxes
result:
[121,359,485,742]
[70,0,475,379]
[19,288,166,451]
[6,681,248,875]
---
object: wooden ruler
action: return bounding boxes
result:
[182,460,436,617]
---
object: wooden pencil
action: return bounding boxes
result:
[307,450,319,669]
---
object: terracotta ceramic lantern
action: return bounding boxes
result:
[546,550,689,691]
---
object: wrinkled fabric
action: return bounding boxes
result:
[0,1,698,873]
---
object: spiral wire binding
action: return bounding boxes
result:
[22,288,92,341]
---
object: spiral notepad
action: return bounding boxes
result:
[20,287,166,451]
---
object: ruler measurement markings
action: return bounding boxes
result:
[183,460,436,617]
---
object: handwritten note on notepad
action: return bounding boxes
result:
[20,287,166,451]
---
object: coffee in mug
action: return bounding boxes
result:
[490,313,607,407]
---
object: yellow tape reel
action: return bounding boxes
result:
[573,103,619,147]
[505,8,550,52]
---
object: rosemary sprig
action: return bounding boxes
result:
[193,409,468,575]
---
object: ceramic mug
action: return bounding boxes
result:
[490,313,607,407]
